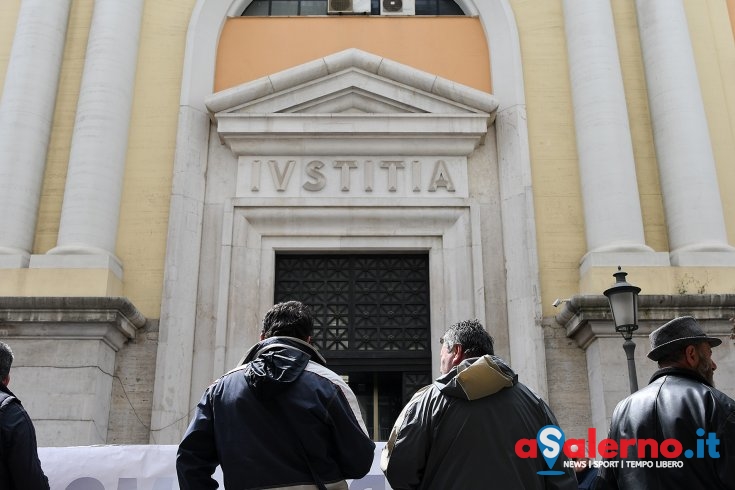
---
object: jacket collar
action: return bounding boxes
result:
[649,366,712,387]
[436,355,516,400]
[237,336,327,367]
[0,381,18,404]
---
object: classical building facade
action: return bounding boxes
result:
[0,0,734,446]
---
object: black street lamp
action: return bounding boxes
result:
[603,266,641,393]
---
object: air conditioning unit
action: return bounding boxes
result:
[328,0,370,15]
[380,0,415,16]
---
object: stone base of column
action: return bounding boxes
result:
[31,249,123,280]
[0,253,30,268]
[580,250,670,276]
[670,244,735,266]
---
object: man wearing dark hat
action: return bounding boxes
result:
[595,316,735,489]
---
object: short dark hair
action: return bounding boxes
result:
[261,301,314,340]
[442,319,494,358]
[0,342,14,379]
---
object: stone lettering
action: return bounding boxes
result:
[428,159,455,192]
[364,160,374,192]
[268,159,296,191]
[303,160,326,191]
[411,160,421,192]
[251,160,261,191]
[380,160,406,192]
[333,160,357,191]
[239,157,460,194]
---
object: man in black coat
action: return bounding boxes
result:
[177,300,375,490]
[595,316,735,489]
[381,319,577,490]
[0,341,49,490]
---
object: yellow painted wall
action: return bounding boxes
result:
[512,0,735,316]
[23,0,195,318]
[685,0,735,247]
[3,2,734,319]
[215,17,491,93]
[0,0,20,96]
[610,0,666,253]
[510,0,586,315]
[116,0,193,317]
[35,1,93,255]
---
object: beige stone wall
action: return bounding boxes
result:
[107,320,160,444]
[543,320,591,440]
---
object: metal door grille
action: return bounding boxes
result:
[274,253,431,365]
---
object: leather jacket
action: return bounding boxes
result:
[0,383,49,490]
[381,355,577,490]
[177,336,375,490]
[596,368,735,490]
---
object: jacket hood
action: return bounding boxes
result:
[240,336,326,400]
[436,355,516,400]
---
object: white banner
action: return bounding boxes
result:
[38,443,392,490]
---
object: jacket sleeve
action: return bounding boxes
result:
[326,386,376,479]
[380,386,432,490]
[1,403,49,490]
[176,388,220,490]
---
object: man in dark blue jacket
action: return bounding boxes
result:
[177,300,375,490]
[0,341,49,490]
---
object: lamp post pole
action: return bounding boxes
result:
[604,266,641,394]
[622,337,638,393]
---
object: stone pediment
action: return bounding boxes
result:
[205,49,498,156]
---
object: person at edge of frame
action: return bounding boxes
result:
[0,341,50,490]
[593,316,735,490]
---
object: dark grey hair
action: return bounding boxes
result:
[0,342,14,380]
[442,319,494,358]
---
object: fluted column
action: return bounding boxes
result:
[0,0,72,267]
[563,0,658,266]
[38,0,145,277]
[636,0,735,265]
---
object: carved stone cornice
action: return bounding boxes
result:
[556,294,735,349]
[206,48,498,157]
[0,296,146,350]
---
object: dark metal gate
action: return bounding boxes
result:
[274,253,433,438]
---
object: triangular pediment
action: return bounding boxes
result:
[206,49,498,156]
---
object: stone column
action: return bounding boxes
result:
[36,0,145,277]
[0,0,72,267]
[563,0,664,272]
[636,0,735,265]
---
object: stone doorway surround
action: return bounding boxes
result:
[205,47,497,380]
[151,0,544,444]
